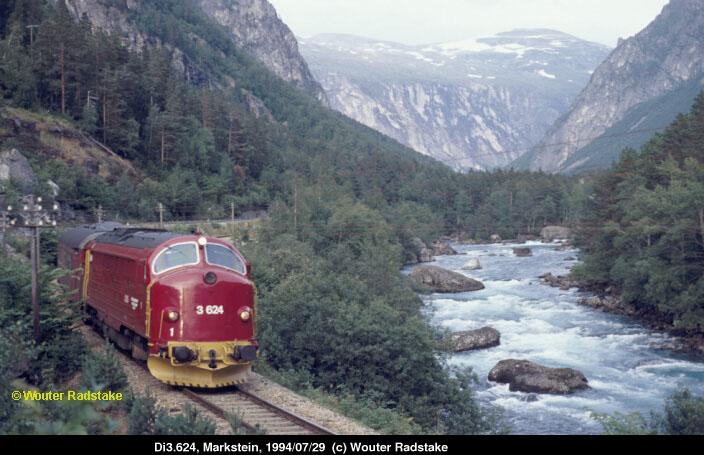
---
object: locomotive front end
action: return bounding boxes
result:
[145,236,258,387]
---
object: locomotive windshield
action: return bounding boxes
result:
[152,243,199,274]
[205,244,246,274]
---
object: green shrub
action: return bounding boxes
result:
[592,388,704,435]
[154,404,216,435]
[33,399,118,435]
[127,391,159,435]
[0,325,35,434]
[34,330,86,385]
[660,388,704,435]
[224,410,263,435]
[0,254,86,385]
[80,342,128,392]
[591,411,654,435]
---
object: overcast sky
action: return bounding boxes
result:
[268,0,669,47]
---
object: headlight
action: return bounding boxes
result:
[204,272,217,285]
[239,310,251,321]
[167,310,179,321]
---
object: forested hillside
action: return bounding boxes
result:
[574,93,704,334]
[0,1,581,434]
[0,1,579,239]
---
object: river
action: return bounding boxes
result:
[421,241,704,434]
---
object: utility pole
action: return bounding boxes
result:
[96,204,104,224]
[157,202,164,229]
[26,25,39,46]
[2,196,60,343]
[230,201,236,240]
[293,178,299,236]
[0,209,8,250]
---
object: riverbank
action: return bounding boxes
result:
[537,259,704,358]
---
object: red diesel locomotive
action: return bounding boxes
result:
[58,223,258,387]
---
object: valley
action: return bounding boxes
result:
[301,30,609,170]
[1,0,704,438]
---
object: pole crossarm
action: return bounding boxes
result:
[1,195,60,342]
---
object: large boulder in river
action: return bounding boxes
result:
[462,258,481,270]
[488,359,589,394]
[409,265,484,293]
[0,148,37,193]
[513,247,533,257]
[431,241,458,256]
[540,226,573,242]
[452,327,500,352]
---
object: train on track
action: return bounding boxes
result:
[58,223,258,388]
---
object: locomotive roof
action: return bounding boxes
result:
[59,222,124,250]
[93,228,182,250]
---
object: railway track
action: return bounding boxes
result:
[83,327,337,435]
[182,388,335,435]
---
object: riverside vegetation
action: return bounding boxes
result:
[573,93,704,337]
[1,0,704,435]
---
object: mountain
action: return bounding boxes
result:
[559,76,704,174]
[61,0,326,103]
[194,0,327,104]
[518,0,704,173]
[300,29,610,170]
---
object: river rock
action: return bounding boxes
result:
[488,359,589,394]
[540,226,573,242]
[409,265,484,293]
[410,237,434,263]
[540,273,578,290]
[517,234,537,243]
[580,295,630,314]
[489,234,502,243]
[418,247,434,263]
[462,258,482,270]
[513,247,532,257]
[432,241,458,256]
[452,327,500,352]
[0,148,37,193]
[553,241,573,251]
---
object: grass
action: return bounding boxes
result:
[2,106,138,181]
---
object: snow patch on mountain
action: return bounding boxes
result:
[301,29,610,170]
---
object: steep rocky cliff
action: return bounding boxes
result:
[60,0,325,102]
[301,30,609,170]
[519,0,704,173]
[195,0,326,103]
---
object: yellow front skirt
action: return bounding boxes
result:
[147,341,255,388]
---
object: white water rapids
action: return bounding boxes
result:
[419,241,704,434]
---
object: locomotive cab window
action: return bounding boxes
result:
[205,244,246,274]
[152,243,199,274]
